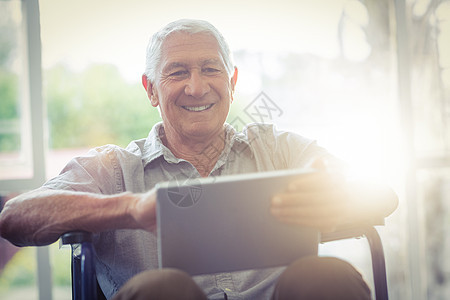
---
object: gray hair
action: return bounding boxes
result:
[144,19,235,83]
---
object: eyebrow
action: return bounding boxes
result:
[162,58,223,73]
[162,62,188,73]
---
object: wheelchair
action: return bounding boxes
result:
[61,221,389,300]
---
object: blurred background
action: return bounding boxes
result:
[0,0,449,299]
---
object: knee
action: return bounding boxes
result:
[274,256,371,300]
[114,269,206,300]
[279,256,354,286]
[149,268,194,285]
[287,256,355,278]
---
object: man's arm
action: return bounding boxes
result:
[0,188,157,247]
[270,171,399,232]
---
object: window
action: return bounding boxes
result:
[0,1,51,299]
[0,0,45,191]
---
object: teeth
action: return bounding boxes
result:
[182,104,213,112]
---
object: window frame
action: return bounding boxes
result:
[0,0,46,194]
[0,1,52,300]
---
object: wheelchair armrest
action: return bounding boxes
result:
[61,231,93,245]
[320,221,388,300]
[61,231,98,300]
[320,217,385,243]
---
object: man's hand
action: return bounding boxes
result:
[129,189,158,231]
[270,171,350,232]
[270,157,399,232]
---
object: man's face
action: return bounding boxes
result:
[146,32,237,143]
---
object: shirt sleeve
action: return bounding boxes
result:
[245,124,344,171]
[42,145,121,195]
[278,129,346,171]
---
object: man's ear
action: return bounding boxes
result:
[230,67,238,102]
[231,67,238,90]
[142,74,159,107]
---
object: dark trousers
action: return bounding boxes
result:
[112,256,371,300]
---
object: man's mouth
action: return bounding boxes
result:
[182,104,214,112]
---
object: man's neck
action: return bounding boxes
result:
[161,127,226,177]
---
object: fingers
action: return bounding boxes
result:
[271,193,347,230]
[271,200,347,218]
[273,215,342,233]
[271,195,348,231]
[270,171,349,232]
[308,157,328,171]
[272,187,347,206]
[286,172,345,192]
[131,189,157,231]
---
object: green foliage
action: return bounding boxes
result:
[0,248,36,290]
[0,3,20,153]
[0,3,17,67]
[0,69,18,119]
[0,133,20,152]
[0,243,71,296]
[50,243,71,286]
[45,64,161,149]
[0,69,20,152]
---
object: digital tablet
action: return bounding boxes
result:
[156,168,319,276]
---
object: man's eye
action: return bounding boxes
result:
[203,68,221,74]
[169,70,188,77]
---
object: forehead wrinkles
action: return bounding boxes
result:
[159,33,226,72]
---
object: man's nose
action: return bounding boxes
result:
[184,71,210,98]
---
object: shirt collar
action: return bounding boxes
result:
[141,122,252,168]
[141,122,172,167]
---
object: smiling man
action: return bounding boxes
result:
[0,19,397,299]
[142,30,238,177]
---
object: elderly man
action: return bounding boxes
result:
[0,19,397,299]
